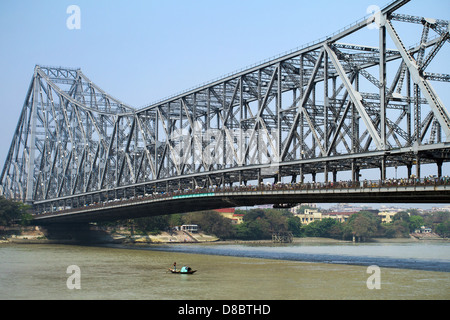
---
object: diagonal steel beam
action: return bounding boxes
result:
[325,44,383,150]
[385,19,450,142]
[281,48,325,160]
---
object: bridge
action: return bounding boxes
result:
[1,0,450,225]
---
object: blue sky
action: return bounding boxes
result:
[0,0,449,181]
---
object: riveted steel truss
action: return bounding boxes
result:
[1,0,450,208]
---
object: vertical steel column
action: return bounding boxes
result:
[380,21,387,181]
[299,54,304,162]
[277,62,282,165]
[239,76,243,166]
[380,22,387,152]
[324,50,329,182]
[414,84,421,144]
[406,69,412,145]
[352,72,360,153]
[26,73,39,203]
[257,69,262,166]
[155,108,158,178]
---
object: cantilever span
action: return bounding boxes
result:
[1,0,450,224]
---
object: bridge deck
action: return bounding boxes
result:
[33,179,450,224]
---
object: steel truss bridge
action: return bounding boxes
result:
[1,0,450,224]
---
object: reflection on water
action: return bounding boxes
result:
[0,242,449,300]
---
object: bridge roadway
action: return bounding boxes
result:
[32,178,450,224]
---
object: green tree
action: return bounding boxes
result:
[345,211,379,241]
[168,214,183,228]
[0,197,31,226]
[409,215,424,232]
[263,209,288,232]
[233,209,276,240]
[246,218,271,239]
[134,215,170,234]
[303,218,342,238]
[184,211,235,239]
[393,212,410,224]
[435,221,450,237]
[287,216,303,237]
[243,209,265,222]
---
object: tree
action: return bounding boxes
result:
[183,211,235,239]
[168,214,184,228]
[303,218,342,238]
[393,212,410,223]
[134,215,170,234]
[287,216,303,237]
[435,221,450,238]
[233,209,277,240]
[0,197,31,226]
[246,218,272,239]
[346,211,379,241]
[262,209,288,232]
[409,215,424,232]
[243,209,265,222]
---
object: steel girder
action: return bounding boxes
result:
[1,0,450,208]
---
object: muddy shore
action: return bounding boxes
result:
[2,225,446,245]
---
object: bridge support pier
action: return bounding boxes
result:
[381,156,387,181]
[437,159,443,178]
[407,163,412,178]
[415,156,421,179]
[352,161,360,183]
[40,223,114,243]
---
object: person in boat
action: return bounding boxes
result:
[172,262,177,271]
[180,266,192,273]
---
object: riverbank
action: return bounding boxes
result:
[1,225,447,245]
[0,226,220,244]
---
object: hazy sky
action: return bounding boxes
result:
[0,0,449,184]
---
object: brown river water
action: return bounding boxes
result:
[0,242,449,300]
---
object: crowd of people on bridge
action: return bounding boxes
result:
[35,175,450,216]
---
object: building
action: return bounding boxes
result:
[415,226,432,234]
[215,208,244,225]
[378,211,410,223]
[295,208,322,225]
[294,208,355,225]
[322,212,355,223]
[180,224,199,233]
[289,203,317,214]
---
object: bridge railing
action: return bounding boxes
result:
[34,176,450,217]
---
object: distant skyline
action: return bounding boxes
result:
[0,0,449,209]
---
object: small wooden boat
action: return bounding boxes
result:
[168,268,197,274]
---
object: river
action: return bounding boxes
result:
[0,241,449,300]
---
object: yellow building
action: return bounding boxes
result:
[295,209,355,225]
[215,208,244,224]
[322,212,354,223]
[378,211,409,223]
[296,208,322,225]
